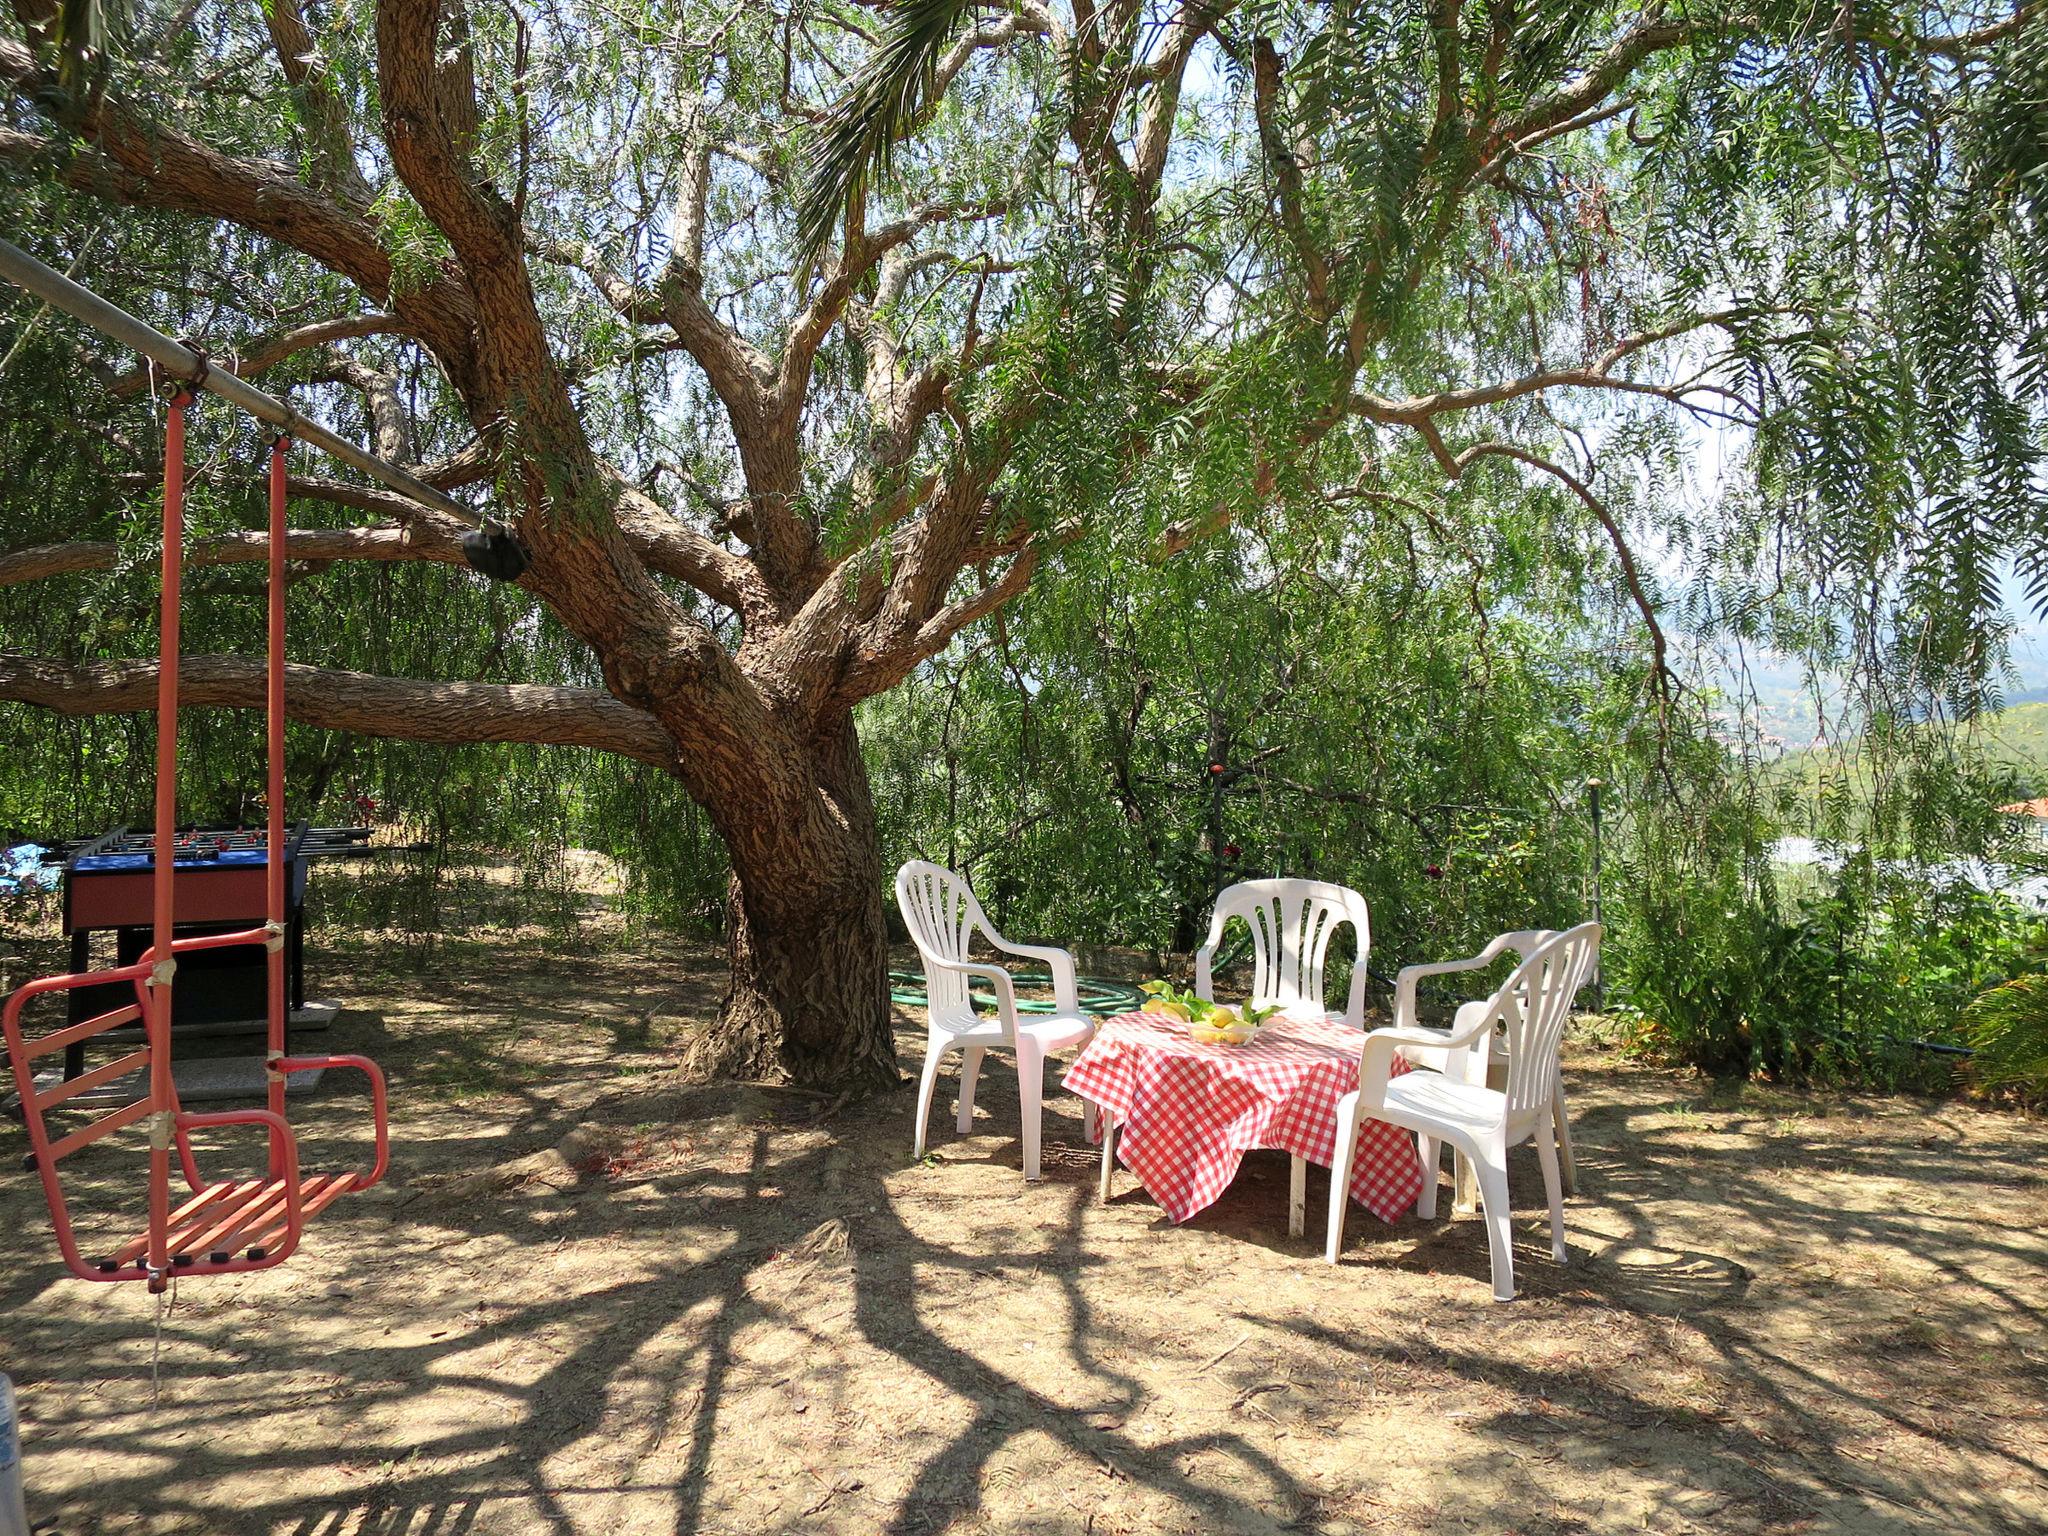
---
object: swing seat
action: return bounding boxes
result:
[90,1167,363,1281]
[4,946,388,1287]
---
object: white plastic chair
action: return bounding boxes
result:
[896,860,1097,1181]
[1326,922,1601,1300]
[1195,879,1372,1026]
[1190,878,1371,1234]
[1390,929,1579,1198]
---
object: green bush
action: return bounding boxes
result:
[1616,861,2042,1090]
[1963,969,2048,1096]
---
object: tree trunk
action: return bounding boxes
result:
[685,712,899,1090]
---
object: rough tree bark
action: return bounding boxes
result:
[696,714,895,1086]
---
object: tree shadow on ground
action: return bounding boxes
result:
[3,960,2044,1535]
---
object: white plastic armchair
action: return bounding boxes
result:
[1191,879,1371,1237]
[1390,929,1578,1197]
[1326,923,1601,1300]
[895,860,1096,1181]
[1195,879,1372,1027]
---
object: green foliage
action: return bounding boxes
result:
[1963,968,2048,1095]
[795,0,978,269]
[864,484,1623,975]
[1773,700,2048,810]
[1617,850,2044,1090]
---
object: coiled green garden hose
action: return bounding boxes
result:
[888,969,1145,1018]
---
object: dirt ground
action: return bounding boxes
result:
[1,900,2044,1535]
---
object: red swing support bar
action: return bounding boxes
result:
[2,395,388,1291]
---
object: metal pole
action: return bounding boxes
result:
[0,236,474,523]
[1587,776,1605,1012]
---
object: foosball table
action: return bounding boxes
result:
[54,823,375,1079]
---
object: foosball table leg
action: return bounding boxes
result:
[1097,1113,1116,1203]
[1288,1155,1307,1237]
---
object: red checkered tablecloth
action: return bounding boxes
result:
[1063,1009,1424,1225]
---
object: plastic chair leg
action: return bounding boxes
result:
[913,1036,948,1159]
[1533,1118,1568,1263]
[1415,1134,1443,1219]
[1015,1035,1045,1181]
[1323,1095,1363,1263]
[1473,1151,1517,1302]
[1552,1087,1578,1195]
[957,1046,986,1133]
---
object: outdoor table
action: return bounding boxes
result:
[1064,1009,1426,1237]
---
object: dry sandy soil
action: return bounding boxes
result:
[1,902,2044,1536]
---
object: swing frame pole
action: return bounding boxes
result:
[143,390,191,1293]
[0,236,471,522]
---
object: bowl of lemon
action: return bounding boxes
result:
[1140,981,1279,1045]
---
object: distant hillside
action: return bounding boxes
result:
[1984,701,2048,783]
[1769,700,2048,805]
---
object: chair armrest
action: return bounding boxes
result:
[929,958,1021,1027]
[1390,930,1550,1028]
[1392,1023,1457,1068]
[1357,1026,1443,1107]
[1391,957,1486,1030]
[278,1053,391,1187]
[986,938,1079,1015]
[1376,1009,1497,1057]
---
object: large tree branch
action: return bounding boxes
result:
[9,466,765,615]
[1130,1,1212,190]
[1449,439,1675,708]
[0,41,481,375]
[835,544,1041,706]
[1251,36,1332,317]
[263,0,375,204]
[0,654,677,766]
[1852,2,2040,59]
[843,248,963,473]
[0,526,441,588]
[1493,11,1692,146]
[1475,97,1637,185]
[535,235,776,400]
[307,360,416,463]
[375,0,521,276]
[377,0,707,676]
[603,471,781,622]
[779,197,1010,411]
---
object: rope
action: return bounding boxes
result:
[149,1271,175,1409]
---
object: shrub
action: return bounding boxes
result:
[1963,970,2048,1096]
[1615,861,2043,1090]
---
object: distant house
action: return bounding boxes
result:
[1997,798,2048,846]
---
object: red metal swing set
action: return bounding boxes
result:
[3,393,389,1292]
